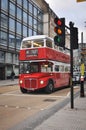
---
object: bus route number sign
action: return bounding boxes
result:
[26,49,38,57]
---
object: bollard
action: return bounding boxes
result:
[80,76,85,97]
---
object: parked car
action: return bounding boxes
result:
[73,72,80,84]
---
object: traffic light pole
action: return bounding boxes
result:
[54,17,78,109]
[69,22,74,109]
[80,80,85,97]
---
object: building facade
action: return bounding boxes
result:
[73,43,86,72]
[0,0,44,80]
[0,0,70,80]
[79,43,86,68]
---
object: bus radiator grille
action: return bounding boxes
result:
[25,78,37,89]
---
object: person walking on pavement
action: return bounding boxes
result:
[11,70,15,81]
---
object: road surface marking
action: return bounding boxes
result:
[2,92,68,98]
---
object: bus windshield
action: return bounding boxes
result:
[19,62,53,74]
[19,62,39,74]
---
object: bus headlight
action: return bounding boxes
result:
[20,80,23,84]
[40,80,44,85]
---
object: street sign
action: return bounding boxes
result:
[80,63,85,76]
[77,0,86,2]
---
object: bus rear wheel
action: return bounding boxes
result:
[20,87,27,93]
[45,81,54,94]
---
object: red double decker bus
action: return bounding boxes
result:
[19,35,70,93]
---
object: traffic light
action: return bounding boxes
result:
[71,27,78,49]
[54,17,65,48]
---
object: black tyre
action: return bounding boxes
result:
[45,81,54,94]
[20,87,27,93]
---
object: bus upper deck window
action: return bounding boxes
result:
[46,40,52,48]
[22,41,32,48]
[33,40,44,47]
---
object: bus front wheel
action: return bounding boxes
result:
[20,87,27,93]
[45,81,54,94]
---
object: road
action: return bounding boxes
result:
[0,85,79,130]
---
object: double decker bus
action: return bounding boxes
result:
[19,35,70,93]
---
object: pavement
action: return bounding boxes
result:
[34,93,86,130]
[0,79,86,130]
[0,79,18,87]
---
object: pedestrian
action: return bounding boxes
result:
[11,70,15,81]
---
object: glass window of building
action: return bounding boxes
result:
[1,0,8,11]
[33,19,37,30]
[9,34,15,48]
[17,7,22,21]
[29,15,32,26]
[15,65,19,76]
[1,13,8,28]
[23,11,27,24]
[33,31,37,36]
[0,51,5,63]
[9,2,15,16]
[38,22,43,33]
[0,31,7,46]
[16,22,21,35]
[38,10,43,21]
[23,0,27,10]
[17,0,22,6]
[6,53,13,63]
[9,18,15,32]
[16,36,21,49]
[15,54,19,64]
[23,25,27,37]
[12,0,16,3]
[34,7,37,17]
[29,2,33,14]
[6,65,12,77]
[29,28,32,36]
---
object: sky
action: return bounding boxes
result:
[45,0,86,43]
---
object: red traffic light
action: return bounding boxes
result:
[54,18,62,26]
